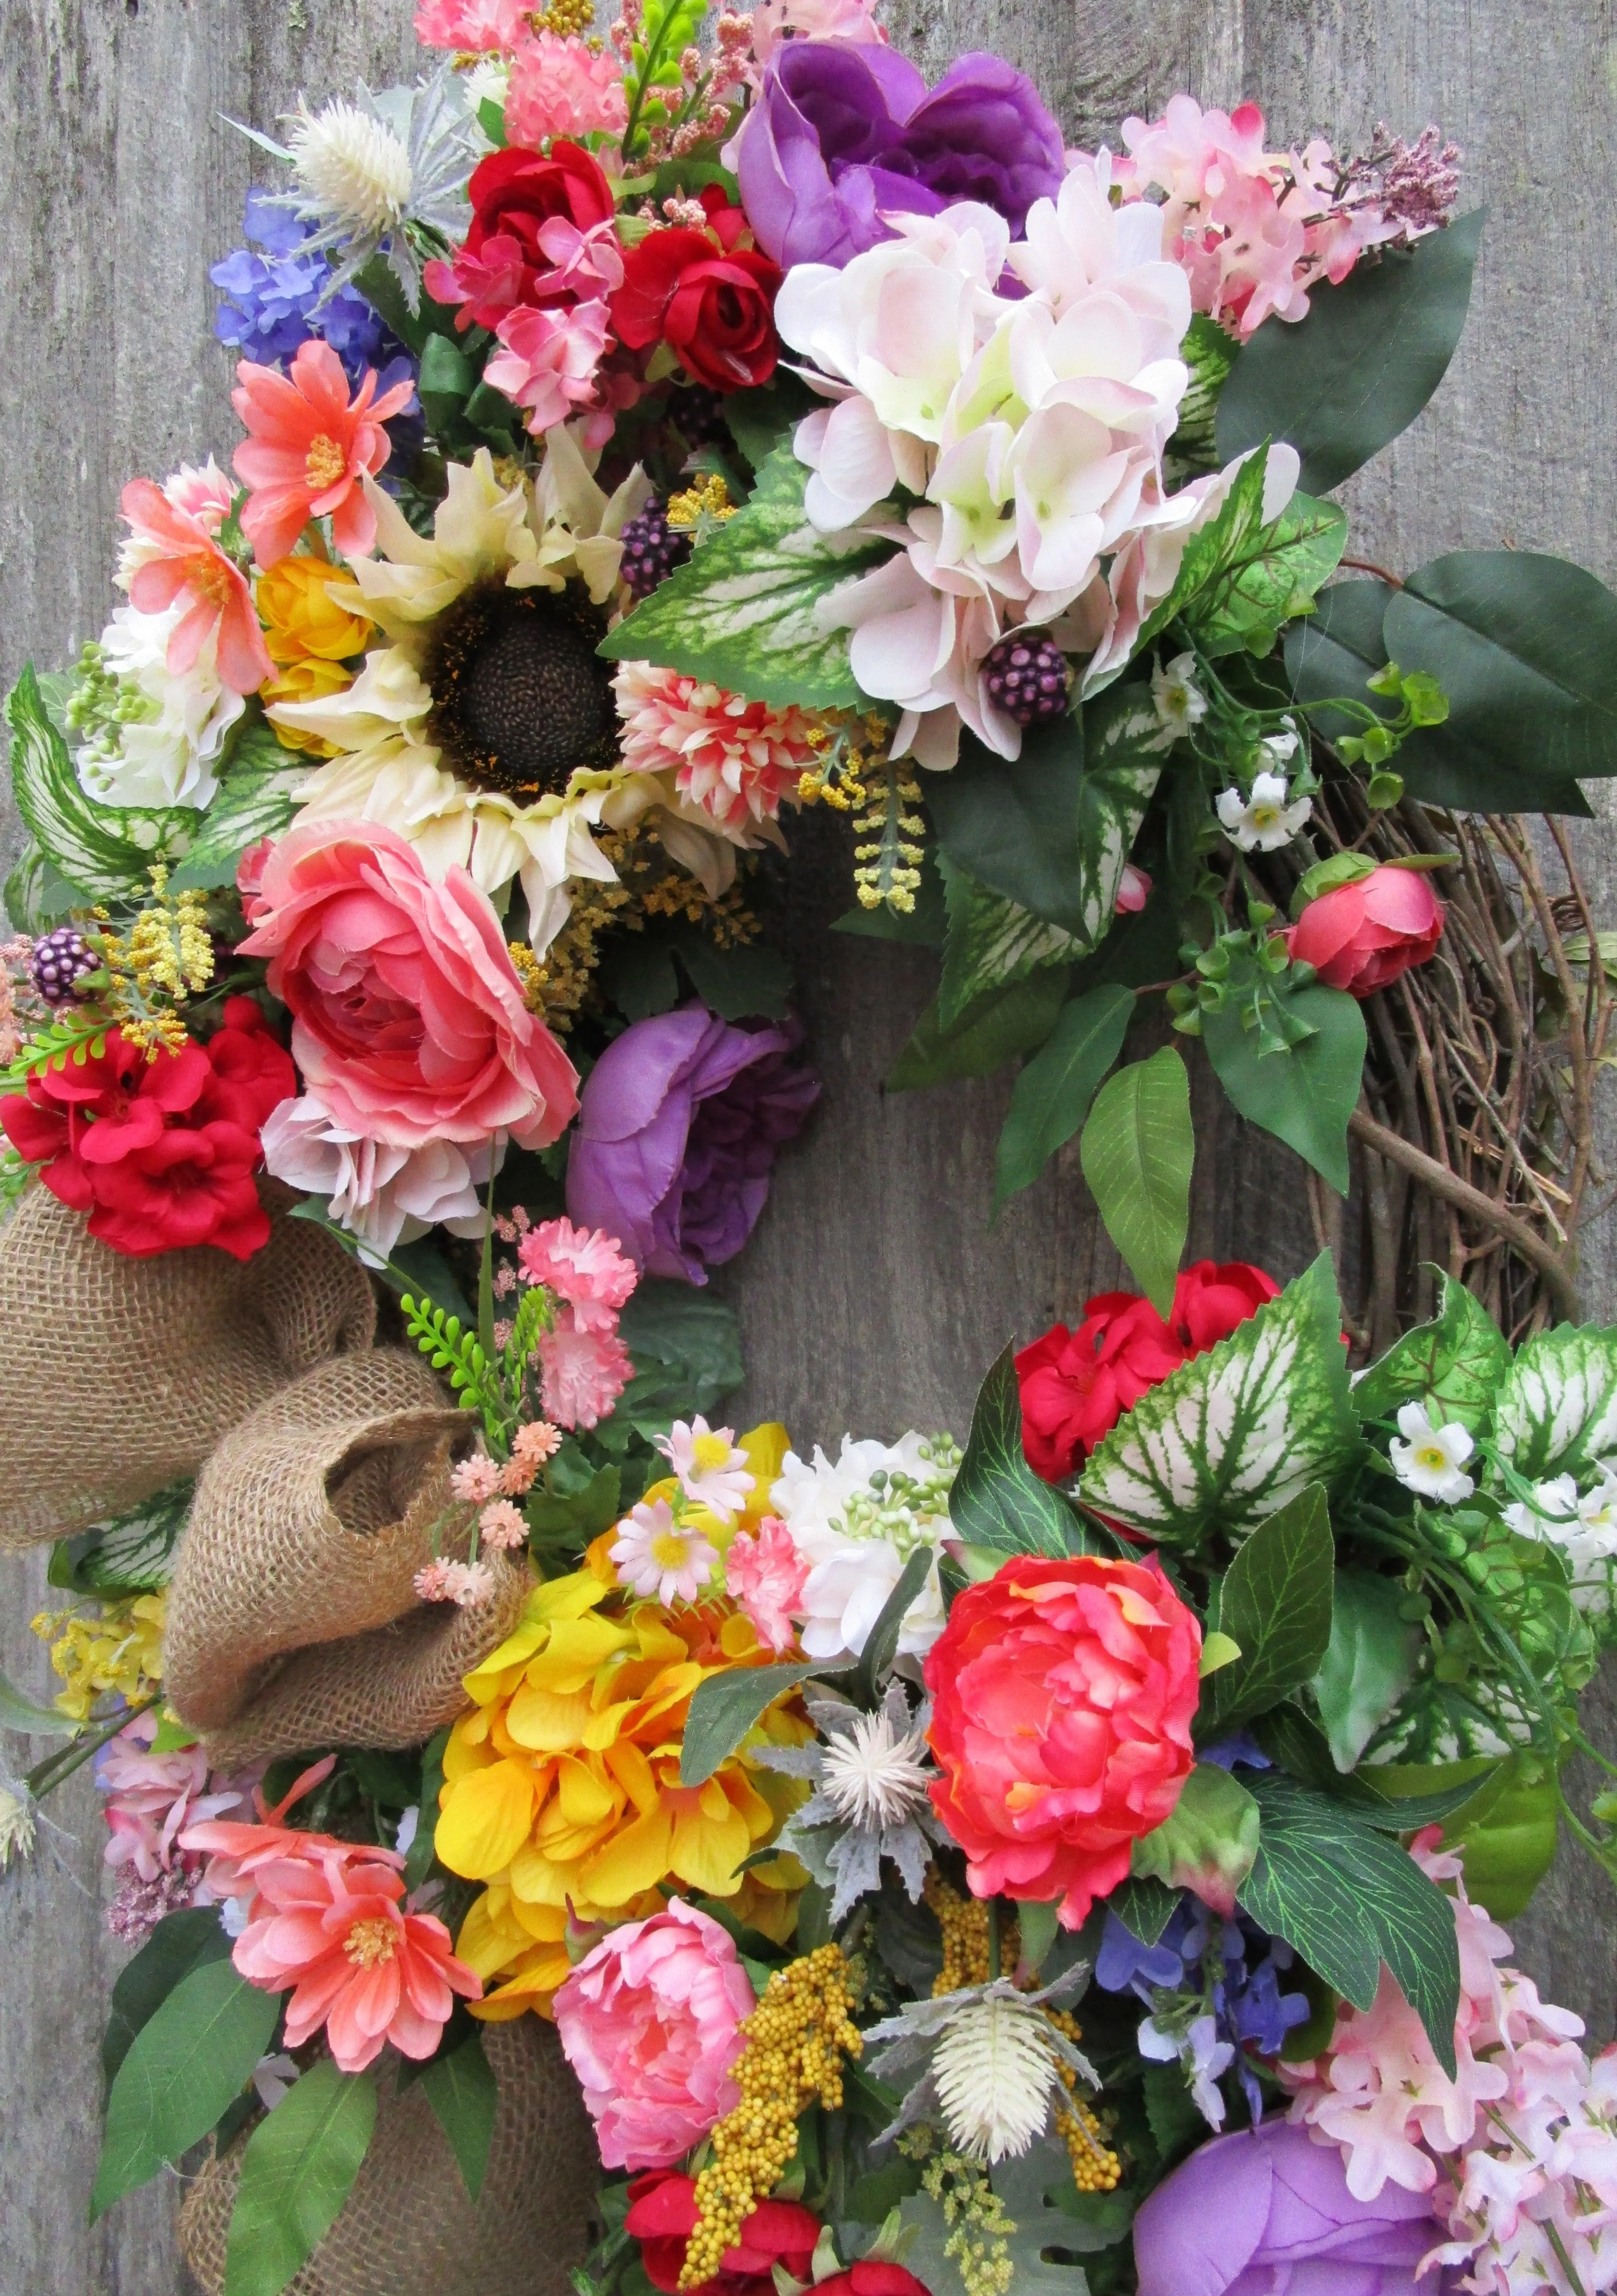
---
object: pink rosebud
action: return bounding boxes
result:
[1115,862,1153,914]
[1289,864,1444,998]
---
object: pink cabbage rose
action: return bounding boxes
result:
[237,820,579,1151]
[1288,864,1444,999]
[554,1901,756,2169]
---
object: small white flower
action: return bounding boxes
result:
[1138,2011,1234,2131]
[610,1497,718,1606]
[1390,1400,1476,1502]
[1502,1474,1579,1538]
[820,1701,935,1832]
[219,1894,250,1939]
[654,1417,755,1524]
[1506,1463,1617,1613]
[769,1433,959,1665]
[0,1783,37,1872]
[933,1995,1064,2163]
[1260,719,1300,767]
[1215,769,1313,853]
[287,95,413,237]
[1151,651,1207,740]
[394,1806,420,1858]
[252,2052,302,2111]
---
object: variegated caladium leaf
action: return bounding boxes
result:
[1490,1324,1617,1486]
[8,664,194,901]
[1353,1270,1512,1436]
[937,858,1083,1029]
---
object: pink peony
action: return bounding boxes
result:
[414,0,529,48]
[554,1902,756,2169]
[537,1310,633,1430]
[506,31,629,146]
[237,819,579,1153]
[517,1215,638,1331]
[612,662,819,834]
[119,477,272,695]
[724,1515,808,1654]
[484,298,613,440]
[98,1710,244,1884]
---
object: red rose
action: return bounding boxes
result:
[924,1554,1202,1927]
[424,142,618,332]
[1288,864,1444,998]
[815,2272,931,2296]
[612,195,781,391]
[1015,1259,1279,1483]
[0,1006,295,1260]
[625,2170,820,2296]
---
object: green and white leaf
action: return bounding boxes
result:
[224,2061,376,2296]
[169,719,302,892]
[1183,490,1348,660]
[1078,1047,1192,1317]
[1353,1273,1511,1435]
[1491,1325,1617,1485]
[1131,1759,1261,1912]
[938,858,1082,1028]
[8,664,194,901]
[1312,1569,1424,1772]
[1079,1253,1361,1545]
[597,439,891,710]
[52,1478,193,1596]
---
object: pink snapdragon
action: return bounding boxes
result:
[517,1215,638,1330]
[612,662,820,832]
[724,1515,807,1654]
[506,32,629,146]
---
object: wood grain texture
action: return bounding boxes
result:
[0,1,1614,2288]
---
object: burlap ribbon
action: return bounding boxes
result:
[0,1183,376,1549]
[178,2018,598,2296]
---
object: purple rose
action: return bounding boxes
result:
[1134,2120,1448,2296]
[734,39,1066,269]
[566,1006,818,1283]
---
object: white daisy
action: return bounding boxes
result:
[1150,650,1207,740]
[1389,1400,1475,1502]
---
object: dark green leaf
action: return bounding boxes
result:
[722,372,817,471]
[1079,1047,1193,1316]
[406,1727,452,1892]
[678,936,792,1021]
[51,1478,192,1596]
[1131,1761,1261,1911]
[223,2062,376,2296]
[949,1343,1094,1560]
[1200,1484,1335,1735]
[1255,1704,1496,1831]
[993,985,1135,1216]
[1312,1571,1424,1772]
[680,1663,817,1787]
[888,967,1069,1091]
[93,1960,281,2217]
[1216,212,1485,492]
[1141,2061,1208,2168]
[526,1462,622,1549]
[858,1545,936,1703]
[0,1663,78,1736]
[1283,579,1398,748]
[1352,1270,1510,1434]
[102,1907,235,2085]
[1204,977,1366,1195]
[616,1282,744,1414]
[422,2034,498,2202]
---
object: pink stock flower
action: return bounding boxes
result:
[118,478,272,695]
[484,298,613,440]
[414,0,529,47]
[479,1497,529,1550]
[517,1217,638,1331]
[232,340,413,566]
[537,1310,634,1430]
[98,1710,244,1884]
[612,662,820,834]
[554,1902,756,2169]
[506,32,629,146]
[724,1515,807,1654]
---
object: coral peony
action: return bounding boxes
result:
[924,1554,1202,1926]
[237,819,579,1153]
[611,195,782,393]
[506,31,628,146]
[612,661,820,833]
[1289,865,1445,999]
[424,143,618,332]
[554,1902,756,2169]
[232,338,413,567]
[118,476,272,695]
[627,2169,821,2296]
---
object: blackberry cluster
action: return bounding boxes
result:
[618,498,694,601]
[982,630,1071,726]
[670,384,729,448]
[30,926,97,1005]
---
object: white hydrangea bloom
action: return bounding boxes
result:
[75,602,245,811]
[769,1432,958,1665]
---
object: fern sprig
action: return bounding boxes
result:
[402,1295,505,1427]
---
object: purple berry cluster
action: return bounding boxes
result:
[670,385,728,448]
[618,499,694,602]
[30,926,97,1005]
[983,630,1070,726]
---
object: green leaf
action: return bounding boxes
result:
[406,1726,451,1893]
[93,1959,280,2217]
[223,2062,376,2296]
[1354,1274,1511,1436]
[1284,579,1400,748]
[993,984,1135,1215]
[168,721,301,891]
[1237,1770,1461,2074]
[678,936,792,1022]
[859,1545,937,1702]
[0,1664,78,1736]
[50,1478,192,1596]
[888,968,1069,1091]
[1078,1047,1193,1317]
[616,1282,745,1417]
[1254,1705,1496,1830]
[7,663,192,900]
[598,439,891,709]
[680,1662,817,1787]
[525,1461,622,1549]
[421,2034,498,2202]
[1103,1874,1179,1945]
[1080,1253,1361,1546]
[1444,1755,1560,1920]
[1311,1570,1424,1773]
[1127,449,1273,669]
[1183,490,1347,659]
[1216,211,1486,493]
[721,373,817,472]
[949,1343,1095,1559]
[102,1907,235,2085]
[937,858,1083,1028]
[1204,976,1366,1195]
[1199,1484,1335,1735]
[1013,1897,1062,1978]
[1491,1324,1617,1486]
[1141,2061,1207,2169]
[1131,1760,1261,1914]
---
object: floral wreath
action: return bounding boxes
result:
[5,4,1617,2296]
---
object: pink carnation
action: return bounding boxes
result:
[537,1311,633,1431]
[724,1515,807,1655]
[98,1710,244,1884]
[554,1902,755,2169]
[612,662,818,834]
[518,1215,638,1331]
[506,31,629,146]
[484,298,613,440]
[414,0,528,49]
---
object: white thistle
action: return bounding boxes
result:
[286,95,413,238]
[820,1701,935,1831]
[933,1995,1064,2163]
[0,1783,37,1872]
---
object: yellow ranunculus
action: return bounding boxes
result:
[259,656,356,755]
[256,552,375,665]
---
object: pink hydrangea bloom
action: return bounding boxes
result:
[518,1216,637,1331]
[538,1310,634,1430]
[612,662,820,834]
[484,298,613,440]
[506,31,629,146]
[479,1497,529,1550]
[554,1902,756,2168]
[98,1710,244,1884]
[414,0,529,49]
[724,1515,807,1654]
[451,1454,503,1504]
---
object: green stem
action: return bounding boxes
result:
[25,1691,159,1801]
[621,2,684,159]
[987,1899,1002,1982]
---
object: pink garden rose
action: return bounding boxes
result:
[554,1901,756,2169]
[1288,864,1444,999]
[238,820,579,1152]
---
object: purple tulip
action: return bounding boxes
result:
[733,39,1066,270]
[565,1006,819,1284]
[1134,2119,1448,2296]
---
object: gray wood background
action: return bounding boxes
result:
[1,1,1614,2288]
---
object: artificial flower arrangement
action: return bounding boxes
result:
[1,1,1617,2294]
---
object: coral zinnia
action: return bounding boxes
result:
[233,338,414,568]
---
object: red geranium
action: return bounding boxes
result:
[612,190,781,392]
[1288,863,1444,998]
[424,142,618,331]
[1016,1259,1280,1483]
[0,997,294,1261]
[625,2170,820,2296]
[816,2270,932,2296]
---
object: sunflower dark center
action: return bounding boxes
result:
[425,580,618,801]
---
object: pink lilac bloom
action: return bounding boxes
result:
[518,1216,637,1332]
[612,662,820,835]
[537,1312,633,1431]
[98,1709,245,1885]
[506,32,629,146]
[414,0,529,49]
[479,1498,529,1551]
[724,1515,807,1654]
[484,299,614,441]
[108,1865,199,1944]
[451,1454,503,1504]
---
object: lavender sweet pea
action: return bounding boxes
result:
[733,39,1066,269]
[1134,2118,1448,2296]
[566,1006,818,1283]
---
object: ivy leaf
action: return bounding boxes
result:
[1353,1272,1511,1435]
[949,1343,1096,1561]
[1079,1047,1193,1317]
[223,2061,376,2296]
[1198,1483,1335,1735]
[1312,1570,1424,1773]
[887,967,1069,1091]
[8,663,193,900]
[169,720,302,891]
[680,1663,818,1787]
[1131,1760,1261,1914]
[1490,1324,1617,1486]
[421,2033,498,2202]
[1182,490,1347,659]
[1080,1253,1361,1546]
[993,984,1135,1216]
[597,440,890,710]
[1203,975,1366,1195]
[938,857,1083,1029]
[93,1959,280,2217]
